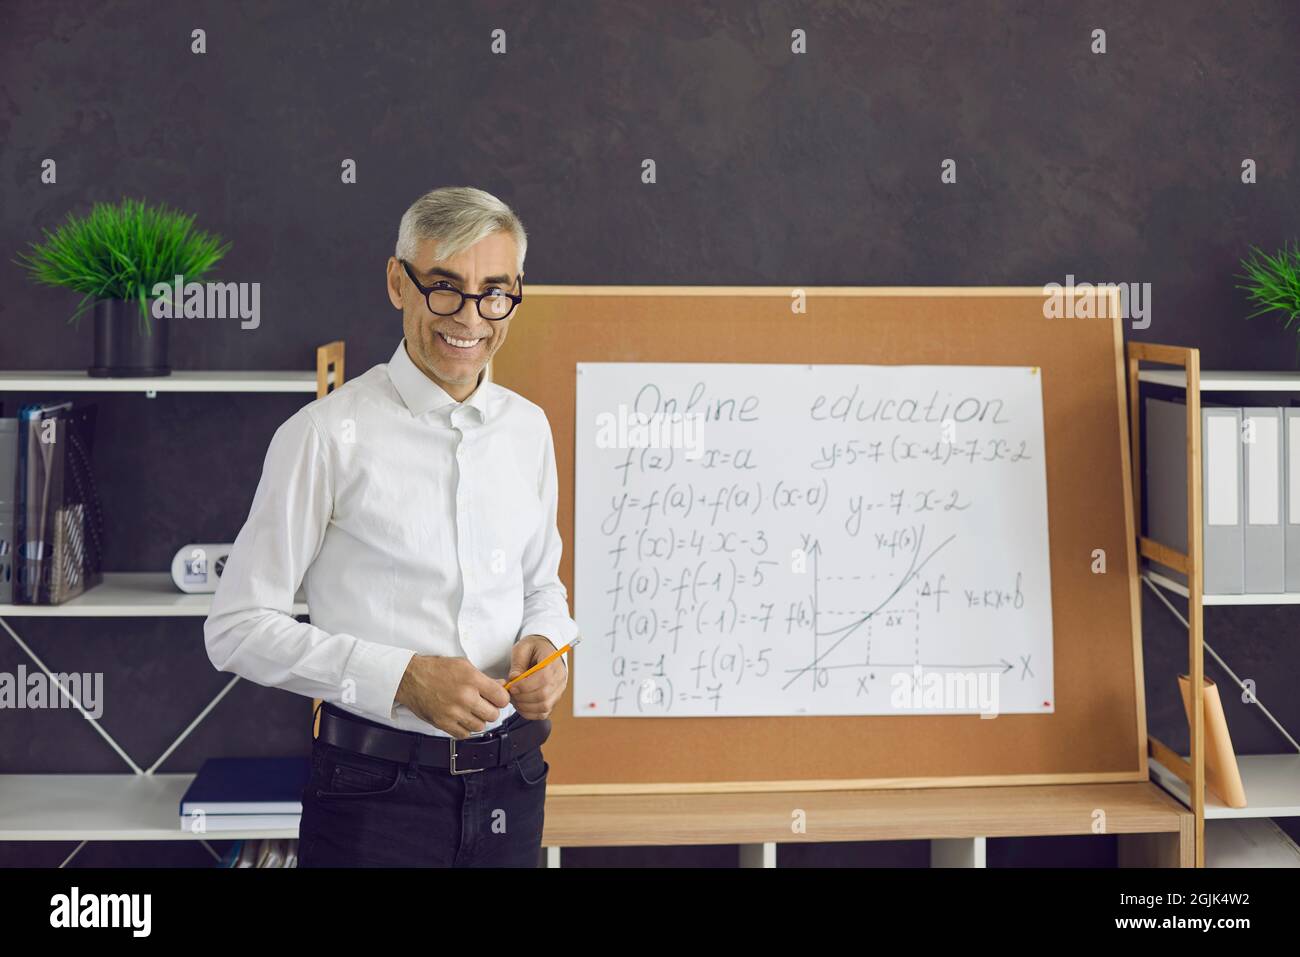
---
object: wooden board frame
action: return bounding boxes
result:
[490,286,1146,795]
[1126,342,1206,866]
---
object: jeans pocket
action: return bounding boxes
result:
[315,745,403,799]
[513,747,549,787]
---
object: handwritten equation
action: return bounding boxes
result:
[573,363,1055,717]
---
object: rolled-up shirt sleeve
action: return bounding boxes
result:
[515,416,579,669]
[204,408,415,720]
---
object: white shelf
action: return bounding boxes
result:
[0,774,299,841]
[0,370,319,394]
[1144,569,1300,606]
[1205,818,1300,866]
[1139,369,1300,392]
[1149,753,1300,820]
[0,572,307,617]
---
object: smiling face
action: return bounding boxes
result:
[386,230,521,401]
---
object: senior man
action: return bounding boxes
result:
[204,186,575,867]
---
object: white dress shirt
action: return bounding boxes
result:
[204,337,578,736]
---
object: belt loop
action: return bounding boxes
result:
[405,734,421,781]
[498,729,511,768]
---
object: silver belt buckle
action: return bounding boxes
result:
[449,731,487,775]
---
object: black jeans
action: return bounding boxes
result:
[298,709,549,867]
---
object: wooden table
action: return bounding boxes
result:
[541,781,1194,867]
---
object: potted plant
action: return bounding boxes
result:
[16,197,230,377]
[1237,240,1300,365]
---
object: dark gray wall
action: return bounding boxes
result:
[1,0,1297,867]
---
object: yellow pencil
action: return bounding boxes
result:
[503,636,582,690]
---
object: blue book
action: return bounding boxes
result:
[180,757,310,816]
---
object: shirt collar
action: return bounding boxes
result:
[388,337,492,421]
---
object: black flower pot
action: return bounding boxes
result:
[88,299,170,377]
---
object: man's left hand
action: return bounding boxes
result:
[504,635,568,720]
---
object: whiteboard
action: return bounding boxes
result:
[573,362,1055,718]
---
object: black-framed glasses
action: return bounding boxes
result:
[399,259,523,320]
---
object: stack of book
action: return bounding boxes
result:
[0,399,105,605]
[221,839,299,868]
[179,756,309,834]
[1146,398,1300,594]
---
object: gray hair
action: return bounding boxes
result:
[395,186,527,276]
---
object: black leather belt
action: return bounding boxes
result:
[317,702,550,775]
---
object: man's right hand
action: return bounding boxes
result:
[394,655,511,739]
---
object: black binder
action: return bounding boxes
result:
[15,399,104,604]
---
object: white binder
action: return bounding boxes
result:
[1202,407,1246,594]
[1242,407,1284,594]
[1284,409,1300,593]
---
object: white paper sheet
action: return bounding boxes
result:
[573,362,1055,717]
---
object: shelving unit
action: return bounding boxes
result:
[1143,569,1300,605]
[1139,369,1300,393]
[0,572,306,617]
[0,774,298,842]
[1149,754,1300,820]
[0,370,320,396]
[0,341,345,864]
[1128,343,1300,868]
